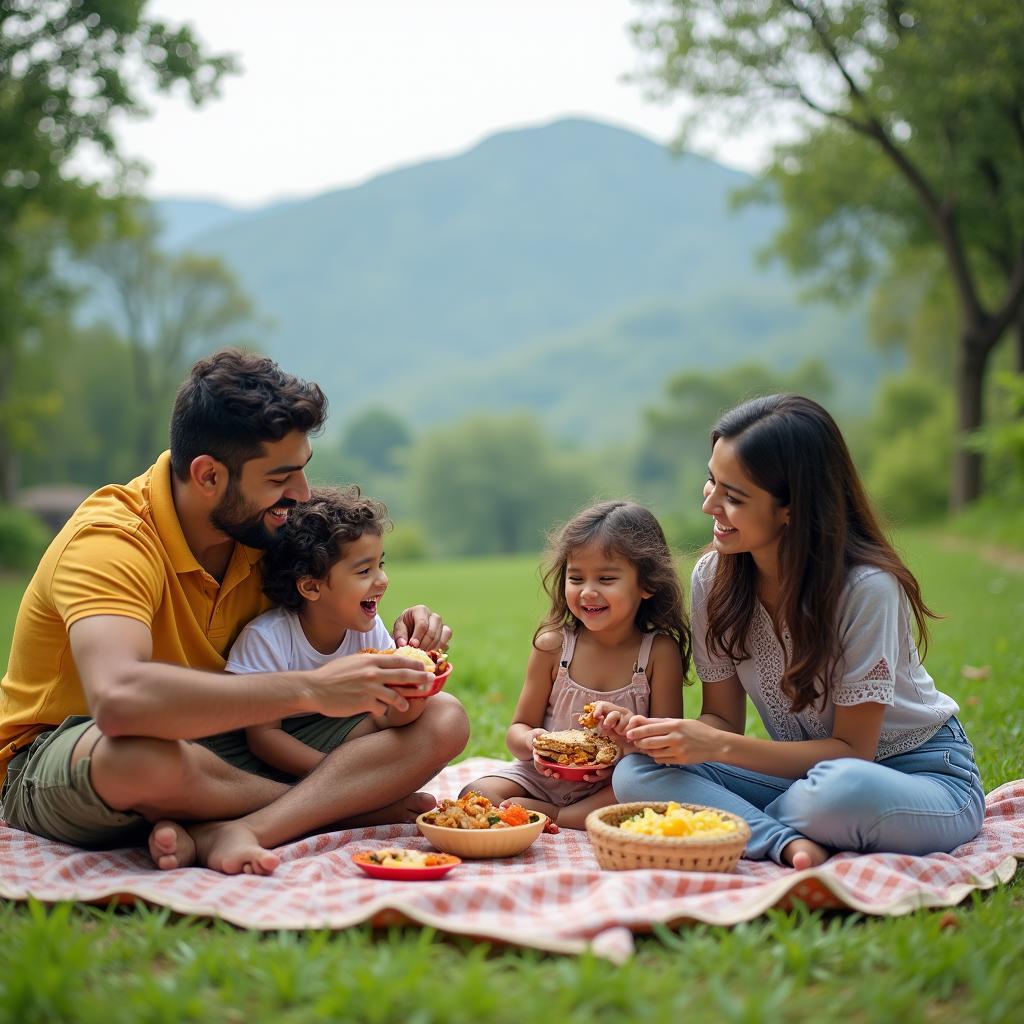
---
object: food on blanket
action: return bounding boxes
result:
[422,791,540,830]
[358,848,456,868]
[617,802,740,838]
[360,646,450,675]
[533,727,618,767]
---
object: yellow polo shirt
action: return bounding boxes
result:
[0,451,270,780]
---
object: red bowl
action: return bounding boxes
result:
[536,755,612,781]
[392,661,453,699]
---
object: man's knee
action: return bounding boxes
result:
[89,734,193,811]
[421,692,470,758]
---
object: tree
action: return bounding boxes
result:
[410,416,600,557]
[340,408,414,474]
[0,0,234,499]
[631,0,1024,508]
[88,206,263,470]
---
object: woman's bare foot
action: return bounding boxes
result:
[782,837,830,870]
[339,791,437,829]
[186,820,281,876]
[148,820,196,871]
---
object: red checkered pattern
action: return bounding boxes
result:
[2,758,1021,958]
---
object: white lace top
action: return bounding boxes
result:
[691,552,958,760]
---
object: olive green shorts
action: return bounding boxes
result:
[0,712,368,849]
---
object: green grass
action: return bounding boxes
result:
[1,531,1023,1022]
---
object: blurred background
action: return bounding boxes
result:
[2,0,1023,571]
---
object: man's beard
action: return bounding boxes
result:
[211,478,296,550]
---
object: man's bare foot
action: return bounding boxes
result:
[782,837,830,870]
[148,820,196,871]
[186,820,281,876]
[339,791,437,829]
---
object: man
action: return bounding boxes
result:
[0,350,469,875]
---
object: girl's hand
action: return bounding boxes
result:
[579,763,615,784]
[533,747,561,777]
[513,726,546,763]
[625,717,727,765]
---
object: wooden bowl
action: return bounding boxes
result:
[416,810,547,858]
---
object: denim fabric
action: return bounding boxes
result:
[611,717,985,864]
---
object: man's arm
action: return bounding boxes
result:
[70,615,434,740]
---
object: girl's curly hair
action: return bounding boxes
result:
[261,485,391,611]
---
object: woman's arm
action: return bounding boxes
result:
[626,699,886,779]
[505,633,560,761]
[245,722,326,778]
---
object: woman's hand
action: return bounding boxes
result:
[589,701,633,738]
[624,716,730,765]
[392,605,452,652]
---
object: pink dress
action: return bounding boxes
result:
[479,627,655,806]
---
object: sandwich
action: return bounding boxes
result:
[532,727,619,767]
[359,646,450,675]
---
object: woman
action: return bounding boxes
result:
[611,394,984,868]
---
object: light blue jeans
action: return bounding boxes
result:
[612,717,985,864]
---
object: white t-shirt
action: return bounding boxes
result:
[691,552,958,760]
[225,605,393,676]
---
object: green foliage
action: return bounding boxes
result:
[631,0,1024,507]
[0,1,235,497]
[386,522,429,562]
[340,408,414,473]
[863,375,954,524]
[0,506,49,571]
[970,372,1024,496]
[410,415,602,557]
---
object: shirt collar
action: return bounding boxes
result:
[148,450,265,577]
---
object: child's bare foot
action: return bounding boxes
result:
[340,791,437,828]
[782,837,830,870]
[187,820,281,876]
[148,820,196,871]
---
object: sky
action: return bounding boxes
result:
[91,0,792,208]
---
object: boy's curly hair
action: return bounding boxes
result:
[260,486,391,611]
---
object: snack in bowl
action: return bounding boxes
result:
[617,802,740,838]
[351,847,461,880]
[359,645,452,696]
[416,792,547,858]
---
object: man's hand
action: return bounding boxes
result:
[391,604,452,652]
[309,652,436,718]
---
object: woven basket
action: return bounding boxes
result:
[585,802,750,873]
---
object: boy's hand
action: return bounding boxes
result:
[392,605,452,652]
[308,653,435,717]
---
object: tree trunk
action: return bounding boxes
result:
[951,339,986,510]
[1016,304,1024,376]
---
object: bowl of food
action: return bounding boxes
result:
[585,801,750,872]
[533,727,619,780]
[361,646,452,697]
[351,848,461,880]
[417,792,547,858]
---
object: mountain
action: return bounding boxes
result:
[150,118,880,441]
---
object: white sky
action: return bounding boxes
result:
[95,0,789,207]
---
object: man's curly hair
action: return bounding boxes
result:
[261,486,391,611]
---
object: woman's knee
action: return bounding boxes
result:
[612,753,659,800]
[785,757,882,820]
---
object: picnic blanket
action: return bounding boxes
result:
[2,757,1022,959]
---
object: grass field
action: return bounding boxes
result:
[1,530,1022,1023]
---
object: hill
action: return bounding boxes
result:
[151,118,880,440]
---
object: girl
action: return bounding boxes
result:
[612,395,985,868]
[463,501,689,829]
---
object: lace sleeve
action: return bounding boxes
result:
[691,554,736,684]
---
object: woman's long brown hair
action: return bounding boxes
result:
[705,395,935,712]
[534,500,691,671]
